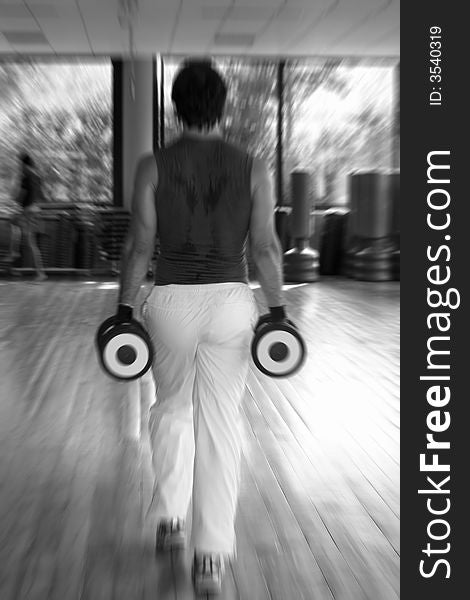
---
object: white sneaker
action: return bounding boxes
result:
[155,518,186,552]
[192,552,225,596]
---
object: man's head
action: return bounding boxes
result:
[171,59,227,131]
[19,153,35,170]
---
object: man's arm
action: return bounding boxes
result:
[118,154,158,307]
[249,157,284,308]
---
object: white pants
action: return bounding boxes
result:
[142,282,258,555]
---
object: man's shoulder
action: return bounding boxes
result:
[137,153,158,187]
[139,152,158,174]
[156,136,183,154]
[217,138,255,171]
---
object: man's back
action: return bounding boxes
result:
[154,135,253,285]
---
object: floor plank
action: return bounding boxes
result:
[0,277,399,600]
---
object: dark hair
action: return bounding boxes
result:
[171,59,227,130]
[20,152,35,167]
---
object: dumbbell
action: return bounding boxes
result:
[251,313,306,378]
[95,305,154,381]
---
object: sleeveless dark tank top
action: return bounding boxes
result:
[20,171,42,208]
[154,135,253,285]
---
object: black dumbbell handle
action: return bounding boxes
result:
[255,314,298,333]
[268,306,287,321]
[117,303,133,323]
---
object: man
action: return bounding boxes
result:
[118,59,286,595]
[10,153,47,281]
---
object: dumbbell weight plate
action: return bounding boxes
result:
[96,320,154,381]
[252,321,306,378]
[96,315,120,340]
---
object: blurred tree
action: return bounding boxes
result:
[283,63,394,206]
[220,61,277,170]
[284,59,346,159]
[0,61,112,211]
[72,96,113,202]
[0,64,22,109]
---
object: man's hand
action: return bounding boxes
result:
[255,306,287,330]
[116,303,133,323]
[118,154,158,307]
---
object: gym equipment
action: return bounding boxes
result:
[251,314,306,378]
[319,208,348,275]
[95,305,154,381]
[344,170,399,281]
[283,171,319,283]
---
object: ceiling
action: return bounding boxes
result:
[0,0,399,58]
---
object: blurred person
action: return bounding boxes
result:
[9,152,47,281]
[118,58,286,595]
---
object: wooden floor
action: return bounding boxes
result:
[0,277,399,600]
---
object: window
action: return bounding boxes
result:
[0,56,396,213]
[283,59,396,207]
[0,58,112,212]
